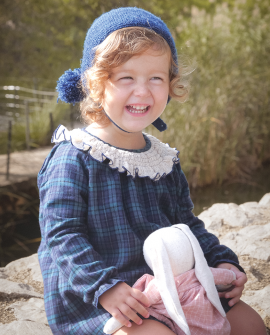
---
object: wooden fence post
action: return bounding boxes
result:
[49,112,54,135]
[25,100,30,150]
[6,120,12,180]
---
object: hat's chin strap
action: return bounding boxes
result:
[104,111,167,133]
[104,111,132,133]
[152,117,167,132]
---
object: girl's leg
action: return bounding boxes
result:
[227,300,267,335]
[113,300,268,335]
[113,320,175,335]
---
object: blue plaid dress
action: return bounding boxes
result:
[38,126,242,335]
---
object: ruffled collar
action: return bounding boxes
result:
[52,125,179,181]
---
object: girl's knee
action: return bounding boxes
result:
[227,300,267,335]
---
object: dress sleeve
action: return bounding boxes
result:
[38,142,122,308]
[174,163,245,273]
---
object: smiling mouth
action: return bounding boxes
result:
[126,105,150,114]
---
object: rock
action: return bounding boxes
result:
[4,254,43,284]
[0,279,43,299]
[198,197,270,232]
[239,201,270,225]
[1,254,43,295]
[198,193,270,331]
[198,203,250,229]
[9,298,48,324]
[0,269,8,280]
[259,193,270,207]
[220,222,270,261]
[0,255,46,332]
[0,320,53,335]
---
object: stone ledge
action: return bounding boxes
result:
[0,320,53,335]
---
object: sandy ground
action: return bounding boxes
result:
[0,147,52,187]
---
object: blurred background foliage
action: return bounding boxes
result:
[1,0,269,87]
[151,1,270,187]
[0,0,269,188]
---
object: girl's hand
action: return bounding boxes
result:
[99,282,150,328]
[216,262,247,307]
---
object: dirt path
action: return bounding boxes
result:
[0,147,52,187]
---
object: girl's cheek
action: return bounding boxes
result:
[155,84,169,97]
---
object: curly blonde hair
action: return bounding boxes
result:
[80,27,188,125]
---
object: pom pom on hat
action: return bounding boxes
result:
[56,68,84,103]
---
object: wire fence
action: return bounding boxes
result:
[0,85,58,132]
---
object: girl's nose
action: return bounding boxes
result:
[133,82,150,97]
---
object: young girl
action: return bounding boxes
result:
[38,7,267,335]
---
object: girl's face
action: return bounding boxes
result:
[102,48,170,133]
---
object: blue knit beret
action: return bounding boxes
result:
[56,7,177,105]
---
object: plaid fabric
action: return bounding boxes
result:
[132,268,234,335]
[38,140,242,335]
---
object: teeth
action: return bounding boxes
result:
[127,105,149,114]
[130,105,147,110]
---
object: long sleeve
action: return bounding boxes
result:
[174,163,244,272]
[38,142,122,307]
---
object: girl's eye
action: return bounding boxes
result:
[151,77,162,81]
[120,76,133,80]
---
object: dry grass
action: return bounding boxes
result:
[148,2,270,187]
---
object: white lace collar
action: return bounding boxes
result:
[52,125,179,181]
